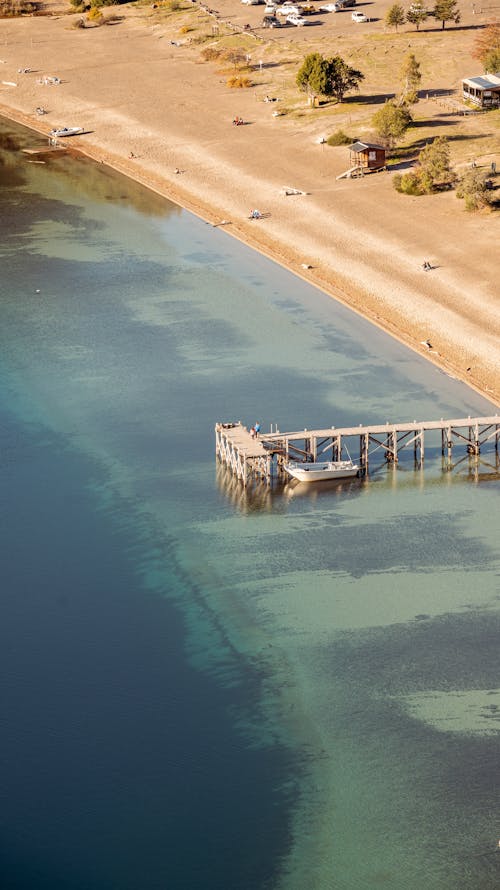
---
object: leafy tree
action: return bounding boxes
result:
[399,52,421,104]
[297,53,331,96]
[326,56,364,102]
[472,21,500,73]
[296,53,364,103]
[418,136,454,190]
[419,136,454,190]
[433,0,460,30]
[456,169,495,211]
[386,3,406,30]
[372,100,412,146]
[406,1,427,31]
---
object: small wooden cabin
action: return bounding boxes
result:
[348,141,386,171]
[462,73,500,109]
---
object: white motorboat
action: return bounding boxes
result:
[284,459,360,483]
[50,127,84,138]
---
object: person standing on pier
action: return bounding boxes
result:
[254,422,261,436]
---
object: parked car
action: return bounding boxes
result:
[334,0,356,8]
[262,13,282,25]
[277,3,303,15]
[264,1,277,10]
[301,4,316,12]
[319,3,338,10]
[351,10,368,20]
[287,12,309,23]
[241,0,262,5]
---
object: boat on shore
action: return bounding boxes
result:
[284,458,360,483]
[50,126,84,138]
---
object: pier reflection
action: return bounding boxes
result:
[283,477,363,502]
[216,463,277,513]
[216,463,364,511]
[217,451,500,512]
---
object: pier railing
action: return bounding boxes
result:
[216,416,500,486]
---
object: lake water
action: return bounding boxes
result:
[1,119,499,890]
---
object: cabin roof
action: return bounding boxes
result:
[349,141,385,153]
[462,73,500,91]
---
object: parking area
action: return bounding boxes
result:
[207,0,378,39]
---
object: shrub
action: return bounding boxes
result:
[226,75,252,88]
[0,0,38,13]
[327,130,351,146]
[456,170,494,211]
[393,137,455,195]
[393,171,425,195]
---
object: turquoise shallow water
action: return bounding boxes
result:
[1,118,499,889]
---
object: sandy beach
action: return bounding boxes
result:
[1,1,499,405]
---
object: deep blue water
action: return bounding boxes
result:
[0,122,295,890]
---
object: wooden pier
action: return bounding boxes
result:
[216,416,500,486]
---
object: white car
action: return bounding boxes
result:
[287,12,308,23]
[264,2,277,9]
[277,3,303,15]
[319,3,338,10]
[351,10,368,20]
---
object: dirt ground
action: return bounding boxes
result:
[1,0,499,403]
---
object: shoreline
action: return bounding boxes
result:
[0,7,499,407]
[5,103,495,408]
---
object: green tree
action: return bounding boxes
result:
[296,53,364,103]
[386,3,406,30]
[472,22,500,73]
[393,136,454,194]
[433,0,460,30]
[326,56,364,102]
[372,100,412,146]
[297,53,328,96]
[399,52,421,104]
[456,169,495,211]
[406,1,427,31]
[297,53,330,96]
[416,135,454,191]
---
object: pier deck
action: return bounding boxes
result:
[216,416,500,486]
[215,423,272,485]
